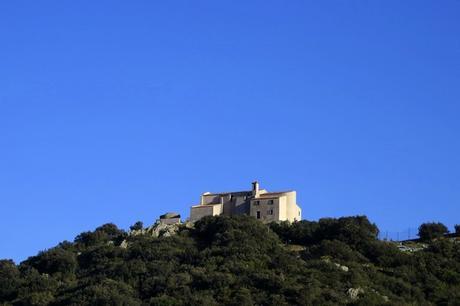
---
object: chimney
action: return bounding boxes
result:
[252,181,260,197]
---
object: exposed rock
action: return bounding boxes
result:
[119,221,195,249]
[334,263,349,272]
[347,287,364,300]
[286,244,306,252]
[396,242,427,252]
[370,288,390,302]
[129,220,193,238]
[144,222,180,237]
[322,257,349,272]
[119,240,128,249]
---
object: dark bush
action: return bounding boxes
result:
[0,260,20,301]
[74,223,126,247]
[130,221,144,231]
[21,248,77,278]
[1,215,459,305]
[418,222,449,241]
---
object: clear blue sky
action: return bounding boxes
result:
[1,1,459,262]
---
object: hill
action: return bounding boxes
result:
[1,215,459,305]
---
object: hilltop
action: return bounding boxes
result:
[1,215,459,305]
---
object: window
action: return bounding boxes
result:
[268,209,273,215]
[268,200,274,205]
[256,211,261,219]
[253,200,260,206]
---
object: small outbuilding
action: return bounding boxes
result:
[158,212,181,225]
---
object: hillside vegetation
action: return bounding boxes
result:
[1,215,459,305]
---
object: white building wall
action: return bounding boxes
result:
[278,196,287,221]
[202,195,220,205]
[190,184,302,223]
[284,191,301,222]
[190,204,223,222]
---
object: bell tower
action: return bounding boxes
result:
[252,181,260,197]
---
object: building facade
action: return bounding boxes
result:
[190,181,302,223]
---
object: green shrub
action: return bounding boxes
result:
[1,216,459,305]
[418,222,449,241]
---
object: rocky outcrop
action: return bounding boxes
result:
[322,257,349,272]
[130,221,181,238]
[120,221,193,249]
[347,287,364,300]
[334,262,349,272]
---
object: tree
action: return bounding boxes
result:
[455,224,460,235]
[418,222,449,241]
[74,223,126,247]
[21,248,77,278]
[62,278,141,305]
[3,215,460,305]
[0,259,20,301]
[130,221,144,231]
